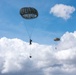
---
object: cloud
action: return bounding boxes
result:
[50,4,75,20]
[55,31,76,75]
[0,31,76,75]
[0,37,53,75]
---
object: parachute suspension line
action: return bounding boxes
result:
[29,21,37,39]
[24,23,31,39]
[24,20,37,40]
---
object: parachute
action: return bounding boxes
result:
[54,38,60,49]
[20,7,38,58]
[20,7,38,39]
[20,7,38,19]
[54,38,60,41]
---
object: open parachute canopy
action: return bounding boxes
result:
[54,38,60,41]
[20,7,38,19]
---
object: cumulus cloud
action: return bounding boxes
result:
[55,31,76,75]
[0,31,76,75]
[50,4,75,20]
[0,37,53,75]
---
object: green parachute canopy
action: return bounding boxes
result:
[20,7,38,19]
[54,38,60,41]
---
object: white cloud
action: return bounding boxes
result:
[50,4,75,20]
[55,31,76,74]
[0,37,54,75]
[0,32,76,75]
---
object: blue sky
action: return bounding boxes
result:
[0,0,76,44]
[0,0,76,75]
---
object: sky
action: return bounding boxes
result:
[0,0,76,75]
